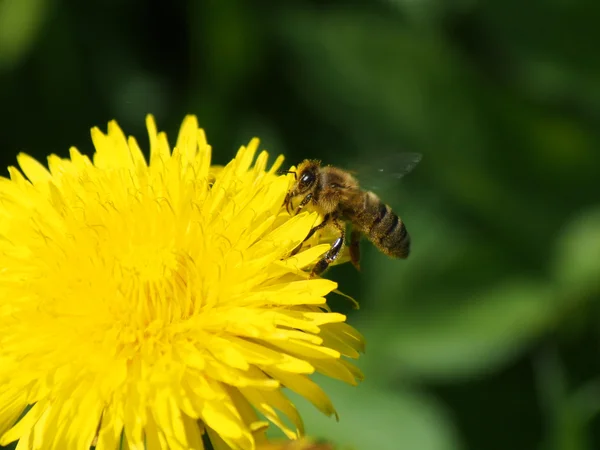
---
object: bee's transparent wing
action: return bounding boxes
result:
[344,152,423,192]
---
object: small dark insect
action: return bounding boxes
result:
[284,155,421,277]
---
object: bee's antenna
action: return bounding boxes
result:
[276,169,298,180]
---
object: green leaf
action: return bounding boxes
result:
[535,350,600,450]
[286,375,462,450]
[553,206,600,295]
[363,280,556,381]
[0,0,48,71]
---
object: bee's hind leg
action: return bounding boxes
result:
[310,220,345,277]
[349,229,362,271]
[290,214,331,256]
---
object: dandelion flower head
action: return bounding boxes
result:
[0,116,364,449]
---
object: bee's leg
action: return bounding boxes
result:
[310,220,345,277]
[285,194,294,215]
[290,214,331,256]
[295,193,313,214]
[349,229,362,271]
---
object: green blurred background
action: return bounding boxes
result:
[1,0,600,449]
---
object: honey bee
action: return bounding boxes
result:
[284,154,421,277]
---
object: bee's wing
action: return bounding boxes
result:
[345,152,423,192]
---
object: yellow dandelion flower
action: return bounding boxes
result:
[0,115,365,450]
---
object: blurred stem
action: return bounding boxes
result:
[533,347,597,450]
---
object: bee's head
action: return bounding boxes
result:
[284,160,321,214]
[289,160,320,196]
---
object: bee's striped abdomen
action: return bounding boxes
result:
[361,192,411,258]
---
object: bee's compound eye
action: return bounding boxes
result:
[300,172,314,185]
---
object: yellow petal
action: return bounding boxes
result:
[265,369,337,419]
[16,153,51,184]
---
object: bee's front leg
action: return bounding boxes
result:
[290,214,331,256]
[295,193,313,214]
[284,192,293,215]
[310,220,345,277]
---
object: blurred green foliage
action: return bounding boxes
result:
[1,0,599,449]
